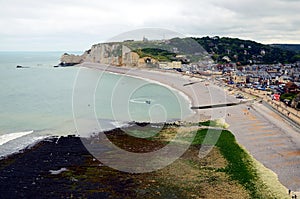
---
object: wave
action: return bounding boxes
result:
[0,130,34,145]
[0,133,49,159]
[110,121,132,129]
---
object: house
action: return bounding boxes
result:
[159,61,182,70]
[269,73,279,84]
[172,61,182,69]
[278,75,293,84]
[249,75,260,83]
[232,71,246,83]
[284,82,299,94]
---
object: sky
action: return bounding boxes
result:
[0,0,299,51]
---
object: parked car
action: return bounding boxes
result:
[236,93,244,99]
[246,83,253,88]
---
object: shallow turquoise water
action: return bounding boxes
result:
[0,52,192,157]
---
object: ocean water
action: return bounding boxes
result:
[0,52,193,158]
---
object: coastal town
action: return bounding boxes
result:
[2,0,300,197]
[2,36,300,198]
[60,36,300,116]
[178,61,300,130]
[183,62,300,107]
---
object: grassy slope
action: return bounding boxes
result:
[193,128,289,198]
[44,124,289,198]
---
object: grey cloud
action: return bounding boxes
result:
[0,0,299,50]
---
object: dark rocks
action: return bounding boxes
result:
[53,62,79,67]
[0,125,174,198]
[0,136,90,198]
[16,65,29,68]
[58,62,78,67]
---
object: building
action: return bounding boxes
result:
[284,82,299,94]
[232,71,246,83]
[159,61,182,70]
[278,75,293,84]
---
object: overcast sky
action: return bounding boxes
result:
[0,0,299,51]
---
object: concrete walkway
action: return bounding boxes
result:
[241,87,300,126]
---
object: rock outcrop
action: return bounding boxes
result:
[60,43,157,67]
[60,53,84,66]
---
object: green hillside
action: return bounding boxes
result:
[124,37,208,63]
[121,37,300,65]
[194,36,300,65]
[271,44,300,53]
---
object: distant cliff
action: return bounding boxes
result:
[61,37,300,67]
[60,38,211,67]
[60,42,157,67]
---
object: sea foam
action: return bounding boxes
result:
[0,130,34,145]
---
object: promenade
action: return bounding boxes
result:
[243,88,300,126]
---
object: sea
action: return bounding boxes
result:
[0,51,193,158]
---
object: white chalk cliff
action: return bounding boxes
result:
[60,43,154,67]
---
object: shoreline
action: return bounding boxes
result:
[92,65,196,120]
[0,126,255,198]
[79,62,239,123]
[1,62,299,196]
[79,63,300,192]
[80,63,195,107]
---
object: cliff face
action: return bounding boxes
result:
[60,53,84,65]
[61,43,151,67]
